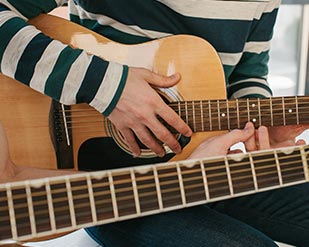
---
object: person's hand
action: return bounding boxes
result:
[267,125,309,148]
[108,67,192,157]
[188,122,255,159]
[245,124,308,151]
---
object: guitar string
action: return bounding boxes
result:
[1,168,306,235]
[57,104,309,120]
[58,102,309,115]
[1,148,306,206]
[56,110,309,127]
[1,173,305,234]
[1,150,306,225]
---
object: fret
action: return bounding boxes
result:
[251,152,280,188]
[218,100,229,130]
[86,174,97,224]
[31,183,52,234]
[178,102,186,124]
[130,169,141,215]
[296,96,299,125]
[91,175,114,222]
[208,100,219,130]
[277,147,305,184]
[282,97,286,126]
[257,98,262,126]
[11,186,32,237]
[247,98,260,128]
[224,157,233,195]
[280,96,298,125]
[199,100,210,131]
[199,101,205,131]
[246,98,250,122]
[248,153,258,191]
[70,178,93,226]
[65,176,76,227]
[238,98,250,128]
[25,181,36,236]
[296,96,309,124]
[152,166,164,210]
[176,163,186,205]
[157,164,182,208]
[185,101,189,125]
[178,161,207,204]
[202,159,230,198]
[112,171,137,217]
[217,100,221,130]
[6,184,17,239]
[200,161,210,200]
[192,101,197,132]
[45,179,56,233]
[0,188,12,241]
[226,99,230,130]
[271,97,285,126]
[236,98,240,129]
[273,150,283,186]
[108,172,119,219]
[228,154,256,194]
[186,101,195,132]
[135,167,160,213]
[259,98,271,127]
[50,181,71,229]
[208,100,213,131]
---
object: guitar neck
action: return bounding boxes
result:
[1,145,309,243]
[170,96,309,132]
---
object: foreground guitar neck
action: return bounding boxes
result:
[170,96,309,132]
[1,145,309,243]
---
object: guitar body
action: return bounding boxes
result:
[0,14,226,170]
[0,75,57,169]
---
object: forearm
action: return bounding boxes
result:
[0,2,128,116]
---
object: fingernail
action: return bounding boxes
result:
[259,126,267,133]
[170,73,180,79]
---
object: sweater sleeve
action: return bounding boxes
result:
[227,0,280,99]
[0,0,128,116]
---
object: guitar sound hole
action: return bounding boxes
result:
[78,137,175,171]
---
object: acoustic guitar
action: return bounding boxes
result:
[0,144,308,243]
[1,14,309,171]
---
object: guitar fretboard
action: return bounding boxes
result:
[170,96,309,131]
[1,145,309,243]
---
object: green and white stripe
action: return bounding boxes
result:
[0,0,280,119]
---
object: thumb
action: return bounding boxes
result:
[145,71,181,88]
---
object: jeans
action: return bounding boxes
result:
[86,183,309,247]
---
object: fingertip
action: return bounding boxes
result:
[296,139,306,145]
[245,122,254,129]
[169,72,181,81]
[258,126,268,134]
[184,128,193,137]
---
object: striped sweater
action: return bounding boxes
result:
[0,0,280,116]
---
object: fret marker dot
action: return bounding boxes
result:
[252,118,257,123]
[221,113,226,117]
[252,104,256,108]
[288,109,293,113]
